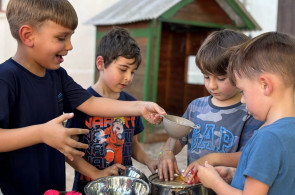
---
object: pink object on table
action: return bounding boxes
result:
[44,190,59,195]
[44,190,82,195]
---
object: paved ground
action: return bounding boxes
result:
[65,141,187,191]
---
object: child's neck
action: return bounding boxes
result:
[211,92,242,107]
[264,89,295,126]
[13,48,46,77]
[92,81,120,100]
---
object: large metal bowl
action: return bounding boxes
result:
[149,173,216,195]
[84,176,150,195]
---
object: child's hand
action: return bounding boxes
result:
[215,166,236,183]
[140,102,166,124]
[146,159,158,174]
[41,113,89,161]
[95,164,126,179]
[197,161,224,189]
[157,150,180,181]
[183,160,199,184]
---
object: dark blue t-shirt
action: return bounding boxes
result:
[66,87,144,193]
[0,58,91,195]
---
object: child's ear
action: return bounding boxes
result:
[259,75,273,96]
[19,25,34,47]
[96,56,104,70]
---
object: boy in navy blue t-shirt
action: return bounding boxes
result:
[0,0,165,194]
[66,27,158,194]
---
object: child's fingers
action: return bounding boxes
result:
[174,161,181,175]
[67,128,89,136]
[162,163,170,181]
[204,161,212,168]
[115,163,126,170]
[54,113,74,124]
[151,103,166,116]
[64,153,74,162]
[66,138,89,150]
[157,163,164,180]
[168,163,175,181]
[61,146,85,161]
[182,163,194,177]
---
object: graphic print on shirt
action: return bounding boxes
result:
[190,123,234,153]
[83,116,136,169]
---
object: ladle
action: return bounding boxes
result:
[161,115,200,150]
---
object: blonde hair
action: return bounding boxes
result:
[228,32,295,88]
[6,0,78,41]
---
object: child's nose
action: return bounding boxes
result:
[208,80,217,89]
[125,72,133,82]
[65,40,73,51]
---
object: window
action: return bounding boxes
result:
[186,55,204,85]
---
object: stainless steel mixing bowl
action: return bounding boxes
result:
[84,176,150,195]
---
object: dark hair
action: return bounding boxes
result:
[96,27,141,68]
[196,29,249,76]
[228,32,295,87]
[6,0,78,42]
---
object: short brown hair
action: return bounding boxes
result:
[96,27,141,69]
[6,0,78,42]
[228,32,295,88]
[196,29,249,76]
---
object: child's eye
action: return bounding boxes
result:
[218,78,226,81]
[120,69,127,72]
[240,91,244,94]
[204,76,209,80]
[58,38,65,41]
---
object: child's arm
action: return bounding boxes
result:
[131,135,158,173]
[77,97,166,124]
[196,152,241,167]
[157,138,185,181]
[66,156,126,180]
[0,113,89,161]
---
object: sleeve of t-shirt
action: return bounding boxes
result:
[0,79,14,128]
[65,109,86,129]
[243,131,282,186]
[238,115,264,151]
[59,68,91,113]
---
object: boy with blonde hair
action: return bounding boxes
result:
[0,0,165,194]
[196,32,295,194]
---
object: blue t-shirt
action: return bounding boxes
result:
[180,96,264,165]
[0,58,91,195]
[231,117,295,194]
[66,87,144,193]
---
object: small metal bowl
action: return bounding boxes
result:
[84,176,150,195]
[121,166,149,184]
